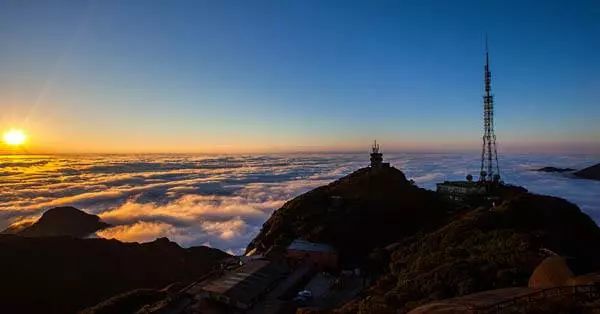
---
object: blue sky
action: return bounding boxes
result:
[0,0,598,153]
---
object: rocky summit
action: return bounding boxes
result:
[246,166,452,262]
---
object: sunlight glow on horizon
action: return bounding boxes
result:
[3,129,27,146]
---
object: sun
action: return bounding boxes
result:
[3,129,27,146]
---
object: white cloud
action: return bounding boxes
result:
[1,153,599,254]
[96,221,189,243]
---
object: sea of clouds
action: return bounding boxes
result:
[1,153,599,254]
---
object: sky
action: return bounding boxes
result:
[0,0,598,154]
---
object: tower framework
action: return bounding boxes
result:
[370,140,383,167]
[480,40,500,182]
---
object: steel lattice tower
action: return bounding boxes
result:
[479,39,500,182]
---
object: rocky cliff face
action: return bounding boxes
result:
[246,166,452,262]
[3,206,110,238]
[0,235,229,313]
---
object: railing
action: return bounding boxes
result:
[471,284,600,313]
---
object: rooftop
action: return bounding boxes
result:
[196,258,287,304]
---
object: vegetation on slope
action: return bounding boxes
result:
[339,193,600,313]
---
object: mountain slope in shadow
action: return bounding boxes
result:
[0,235,229,313]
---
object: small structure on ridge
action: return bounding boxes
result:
[370,140,390,169]
[436,176,487,201]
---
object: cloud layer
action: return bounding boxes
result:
[1,153,599,254]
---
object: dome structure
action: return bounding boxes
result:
[528,256,574,289]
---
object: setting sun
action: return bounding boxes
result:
[3,129,27,146]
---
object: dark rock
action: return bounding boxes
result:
[3,206,110,238]
[574,163,600,181]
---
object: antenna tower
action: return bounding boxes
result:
[480,37,501,182]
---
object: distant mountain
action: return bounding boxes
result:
[574,163,600,181]
[247,166,452,262]
[0,235,229,313]
[2,206,110,238]
[535,166,575,173]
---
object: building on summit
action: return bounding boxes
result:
[370,140,390,168]
[436,175,487,201]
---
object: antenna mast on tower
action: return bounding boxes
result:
[479,36,501,182]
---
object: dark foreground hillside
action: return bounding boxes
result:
[336,193,600,313]
[0,235,229,313]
